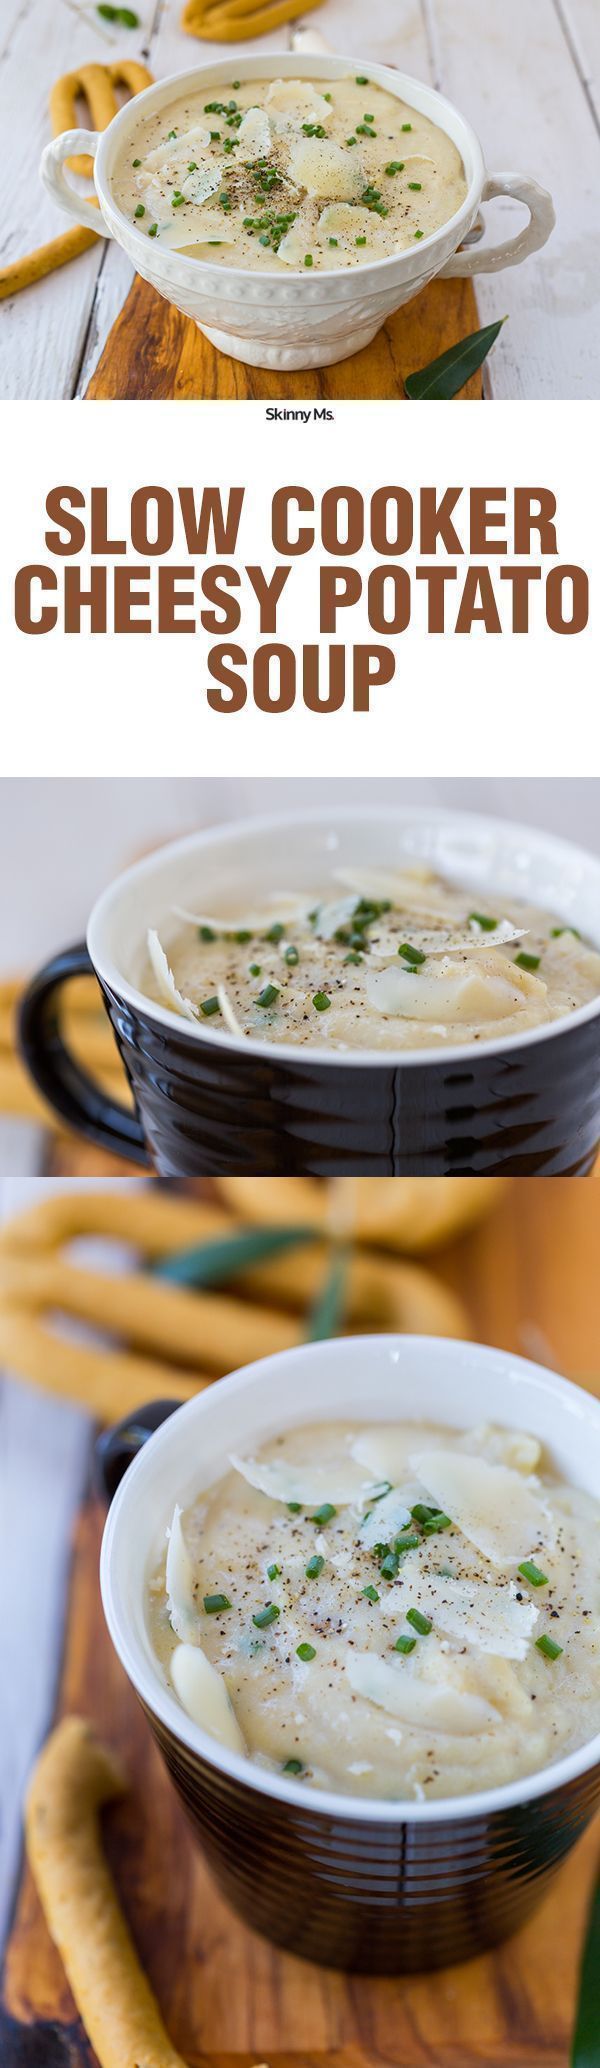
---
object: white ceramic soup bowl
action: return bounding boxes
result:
[40,53,555,371]
[100,1333,600,1972]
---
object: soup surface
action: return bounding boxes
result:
[141,864,600,1051]
[148,1418,600,1801]
[113,75,467,272]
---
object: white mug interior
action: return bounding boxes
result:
[100,1331,600,1825]
[87,802,600,1067]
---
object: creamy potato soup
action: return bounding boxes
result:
[148,1420,600,1802]
[113,75,467,272]
[142,865,600,1052]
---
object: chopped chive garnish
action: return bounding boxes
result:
[371,1482,393,1501]
[408,181,422,191]
[406,1608,432,1635]
[328,237,338,247]
[249,963,262,976]
[312,992,330,1011]
[380,1550,399,1580]
[284,944,299,966]
[311,1502,337,1524]
[536,1633,563,1660]
[395,1532,421,1555]
[356,75,368,83]
[204,1592,231,1613]
[362,1584,380,1603]
[253,1603,280,1628]
[200,995,220,1016]
[384,161,405,175]
[402,122,413,131]
[344,950,362,965]
[422,1511,452,1535]
[519,1560,548,1587]
[199,923,215,940]
[132,157,141,167]
[283,1758,303,1773]
[265,921,285,941]
[515,951,541,971]
[168,128,177,139]
[305,1554,325,1579]
[148,223,158,237]
[551,925,581,938]
[304,253,313,267]
[414,230,424,239]
[267,1562,280,1581]
[356,235,367,246]
[410,1502,438,1524]
[134,203,145,217]
[296,1642,316,1662]
[398,942,426,967]
[346,135,358,145]
[256,982,279,1007]
[468,911,498,931]
[287,1501,301,1513]
[394,1633,417,1654]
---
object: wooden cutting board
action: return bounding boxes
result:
[85,272,483,401]
[3,1178,600,2068]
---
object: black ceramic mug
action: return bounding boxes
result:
[18,806,600,1176]
[99,1334,600,1975]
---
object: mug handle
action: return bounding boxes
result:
[96,1399,182,1502]
[39,130,111,237]
[440,173,555,276]
[18,943,150,1166]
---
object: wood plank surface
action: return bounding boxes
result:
[85,271,483,400]
[2,1176,600,2066]
[2,0,599,398]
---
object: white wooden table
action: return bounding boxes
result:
[1,0,599,398]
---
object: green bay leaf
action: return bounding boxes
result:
[404,317,507,400]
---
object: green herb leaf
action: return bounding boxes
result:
[515,951,541,972]
[571,1868,600,2066]
[307,1248,348,1342]
[405,317,507,400]
[151,1222,316,1288]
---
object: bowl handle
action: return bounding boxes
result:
[440,173,555,275]
[18,943,150,1165]
[96,1400,182,1502]
[40,130,111,237]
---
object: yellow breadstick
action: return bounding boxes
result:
[0,1251,300,1370]
[26,1719,190,2068]
[50,60,153,176]
[0,222,100,301]
[0,1184,468,1337]
[216,1177,507,1254]
[0,1054,126,1124]
[0,1302,205,1418]
[182,0,321,36]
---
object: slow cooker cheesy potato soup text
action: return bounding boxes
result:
[114,76,467,272]
[143,864,600,1052]
[149,1420,600,1802]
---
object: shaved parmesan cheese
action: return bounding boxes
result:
[353,1428,419,1481]
[333,866,457,917]
[318,203,381,248]
[277,217,314,267]
[165,1504,197,1640]
[411,1448,551,1568]
[311,894,359,940]
[237,106,272,156]
[265,79,333,131]
[404,1574,539,1659]
[143,123,213,171]
[217,985,245,1037]
[230,1453,374,1507]
[367,922,528,962]
[365,952,547,1025]
[399,155,437,183]
[147,929,199,1022]
[171,895,309,931]
[288,138,364,201]
[346,1652,500,1735]
[170,1642,246,1753]
[359,1488,411,1550]
[180,160,224,206]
